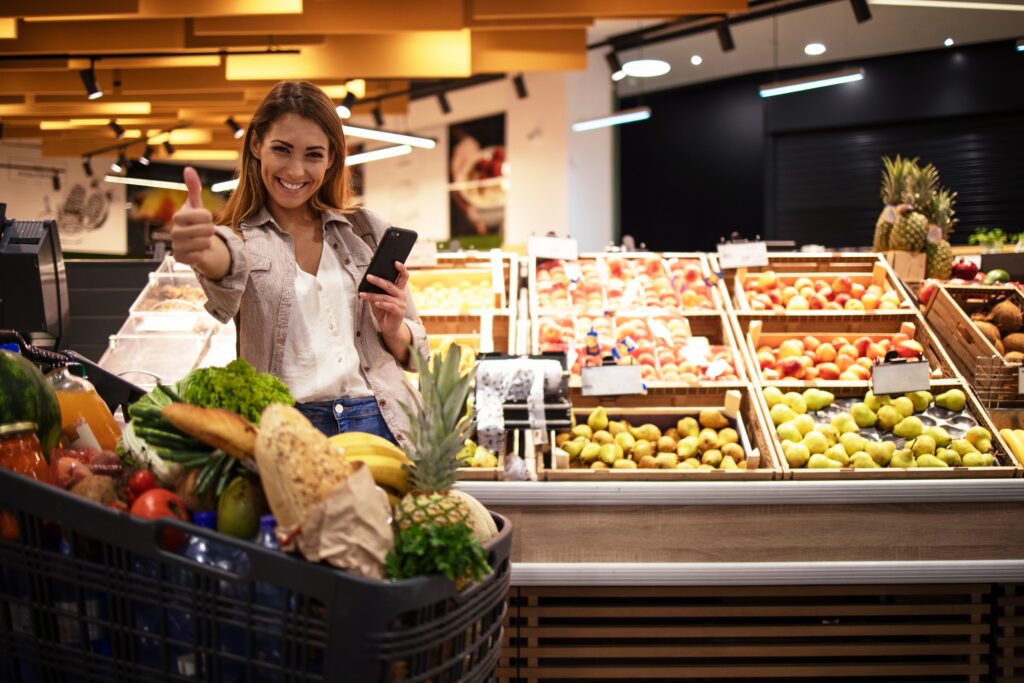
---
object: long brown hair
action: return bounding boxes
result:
[218,81,353,233]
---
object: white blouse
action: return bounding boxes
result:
[278,242,373,402]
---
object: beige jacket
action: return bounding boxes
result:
[195,206,428,444]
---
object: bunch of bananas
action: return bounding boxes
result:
[328,432,411,506]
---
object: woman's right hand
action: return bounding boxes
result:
[170,167,230,279]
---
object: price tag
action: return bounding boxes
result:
[871,359,931,396]
[406,239,438,267]
[529,235,578,261]
[581,365,645,397]
[717,241,768,269]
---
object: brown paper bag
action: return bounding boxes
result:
[294,461,395,580]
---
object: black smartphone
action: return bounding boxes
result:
[357,227,418,294]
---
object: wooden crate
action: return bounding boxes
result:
[538,386,780,480]
[412,250,518,312]
[709,252,888,305]
[420,312,513,354]
[754,380,1021,480]
[510,584,993,682]
[456,430,514,481]
[924,284,1024,410]
[731,263,914,314]
[734,311,960,384]
[996,584,1024,683]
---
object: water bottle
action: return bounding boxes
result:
[253,515,285,680]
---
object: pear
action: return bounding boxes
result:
[555,432,571,447]
[677,417,699,438]
[699,410,730,430]
[676,458,697,470]
[563,438,587,459]
[950,439,978,456]
[655,452,679,469]
[591,461,609,470]
[784,442,811,468]
[923,426,952,448]
[910,435,936,456]
[638,424,662,442]
[802,431,829,455]
[824,444,851,465]
[665,427,681,442]
[891,397,915,418]
[936,448,962,467]
[580,443,602,464]
[615,431,636,455]
[831,413,860,435]
[587,406,609,432]
[963,452,994,467]
[915,453,948,468]
[803,388,835,412]
[698,429,720,452]
[850,452,879,468]
[934,389,966,412]
[683,456,701,468]
[718,428,739,445]
[905,391,933,413]
[697,464,716,471]
[675,436,699,459]
[876,405,903,432]
[864,390,891,412]
[818,424,841,446]
[965,426,992,453]
[893,416,924,440]
[720,455,739,470]
[840,432,868,456]
[866,440,896,466]
[890,449,917,468]
[656,435,677,453]
[608,420,629,436]
[599,443,623,465]
[572,424,593,440]
[794,414,816,436]
[782,392,808,415]
[763,386,785,408]
[593,430,614,445]
[613,458,637,469]
[701,450,723,467]
[721,442,745,461]
[638,455,658,469]
[809,453,843,469]
[850,402,877,428]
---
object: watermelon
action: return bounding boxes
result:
[0,350,62,457]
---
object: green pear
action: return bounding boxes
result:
[599,443,623,465]
[840,432,868,456]
[802,431,829,455]
[608,420,629,436]
[864,390,891,412]
[782,392,808,415]
[580,443,602,464]
[965,426,992,453]
[563,438,586,459]
[824,444,851,465]
[962,452,995,467]
[876,405,903,432]
[910,435,936,456]
[784,442,811,468]
[818,424,841,446]
[615,431,636,454]
[720,455,739,470]
[698,429,720,452]
[677,417,700,438]
[850,402,877,428]
[678,458,699,470]
[722,443,745,461]
[890,448,917,468]
[718,428,739,445]
[951,439,977,456]
[893,416,924,440]
[866,440,896,466]
[587,406,609,432]
[593,430,614,445]
[905,391,933,413]
[891,396,915,418]
[934,389,966,412]
[803,388,835,412]
[770,403,799,426]
[776,421,803,444]
[809,453,843,469]
[763,386,784,409]
[613,458,638,469]
[915,453,948,468]
[831,413,860,435]
[923,426,951,448]
[676,436,699,459]
[850,452,879,468]
[936,448,962,467]
[701,450,723,467]
[572,424,593,440]
[794,414,816,436]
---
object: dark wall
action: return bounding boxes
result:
[64,260,157,361]
[620,39,1024,250]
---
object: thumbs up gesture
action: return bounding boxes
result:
[170,167,226,276]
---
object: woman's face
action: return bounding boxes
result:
[251,112,333,214]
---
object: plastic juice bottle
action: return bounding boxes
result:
[47,365,121,452]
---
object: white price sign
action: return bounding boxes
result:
[717,241,768,269]
[405,239,438,267]
[581,364,645,397]
[871,360,931,396]
[529,235,579,261]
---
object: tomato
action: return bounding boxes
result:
[128,470,157,498]
[130,488,189,551]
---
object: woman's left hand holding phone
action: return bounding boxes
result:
[360,263,412,361]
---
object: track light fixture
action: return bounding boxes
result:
[437,92,451,115]
[52,174,61,192]
[138,145,153,166]
[108,120,125,138]
[82,157,93,177]
[372,105,384,127]
[110,147,128,174]
[716,21,735,52]
[605,50,623,74]
[850,0,873,22]
[225,117,245,139]
[163,140,175,156]
[79,62,103,101]
[513,73,528,99]
[336,92,356,119]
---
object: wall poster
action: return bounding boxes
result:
[448,113,505,249]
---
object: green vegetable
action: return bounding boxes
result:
[177,359,294,424]
[385,523,491,584]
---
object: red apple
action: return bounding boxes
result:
[757,351,775,370]
[814,343,838,364]
[918,279,940,306]
[777,357,805,378]
[834,293,851,307]
[816,362,841,380]
[832,276,853,295]
[896,340,925,359]
[853,337,873,357]
[803,336,822,352]
[779,339,805,358]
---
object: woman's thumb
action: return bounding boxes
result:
[183,166,203,209]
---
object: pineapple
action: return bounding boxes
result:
[873,156,912,252]
[889,163,939,253]
[924,188,958,280]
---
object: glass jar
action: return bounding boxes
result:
[0,421,51,540]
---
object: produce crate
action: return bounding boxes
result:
[538,386,779,480]
[420,313,513,354]
[734,312,959,384]
[457,430,512,482]
[924,284,1024,410]
[730,263,914,314]
[995,584,1024,683]
[0,469,512,682]
[754,380,1020,480]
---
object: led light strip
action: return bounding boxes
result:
[103,175,187,191]
[342,125,436,149]
[571,106,651,132]
[869,0,1024,10]
[759,68,864,97]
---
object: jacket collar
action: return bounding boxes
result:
[240,205,353,233]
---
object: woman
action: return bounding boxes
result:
[170,81,428,444]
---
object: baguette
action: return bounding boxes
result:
[161,403,258,460]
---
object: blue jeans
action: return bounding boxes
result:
[294,395,397,444]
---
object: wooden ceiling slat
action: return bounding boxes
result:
[193,0,464,35]
[12,0,301,21]
[470,0,747,19]
[0,1,140,19]
[470,29,587,72]
[0,17,15,37]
